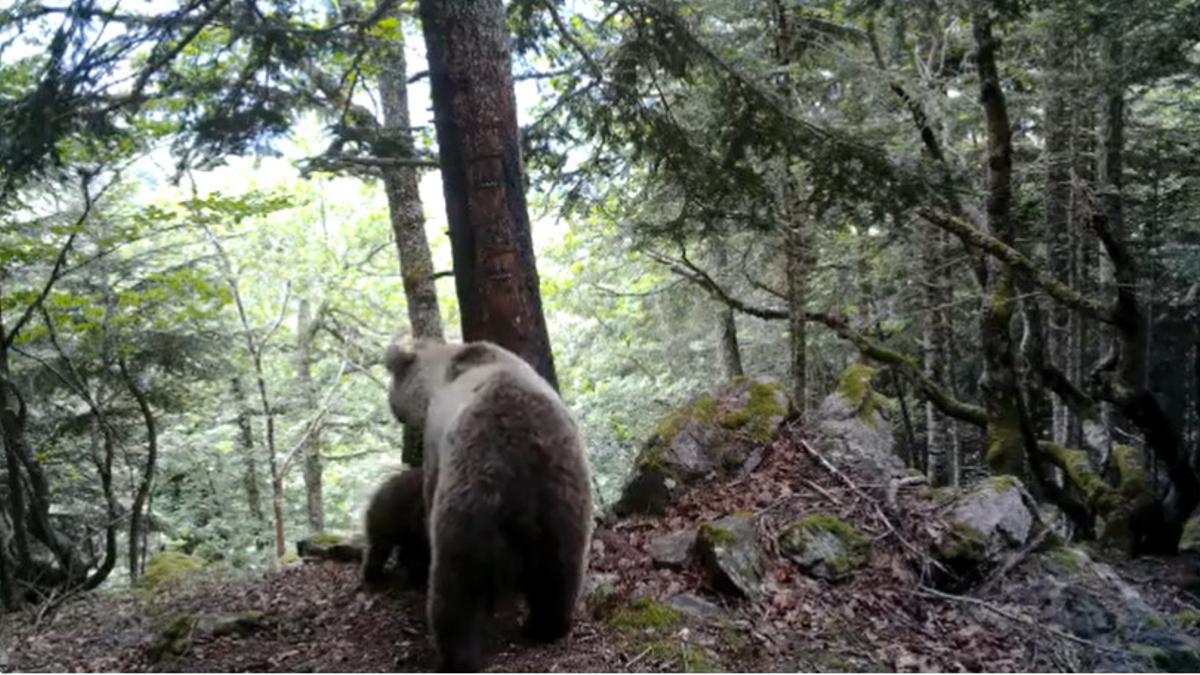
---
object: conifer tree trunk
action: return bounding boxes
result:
[419,0,557,388]
[1042,17,1074,447]
[972,11,1025,479]
[923,226,953,486]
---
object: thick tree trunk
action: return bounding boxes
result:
[1043,18,1074,447]
[972,13,1027,480]
[419,0,558,388]
[295,299,323,534]
[378,25,444,467]
[230,377,264,523]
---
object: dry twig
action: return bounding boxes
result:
[797,438,947,573]
[914,586,1123,653]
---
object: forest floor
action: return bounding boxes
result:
[5,430,1200,672]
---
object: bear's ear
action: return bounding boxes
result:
[447,342,498,381]
[385,339,418,375]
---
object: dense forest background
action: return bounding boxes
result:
[1,0,1199,612]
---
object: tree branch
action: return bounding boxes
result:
[918,207,1115,323]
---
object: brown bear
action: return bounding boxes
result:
[361,468,429,588]
[384,338,593,672]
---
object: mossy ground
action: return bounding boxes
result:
[607,597,720,672]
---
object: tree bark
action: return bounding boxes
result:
[971,12,1026,480]
[923,225,953,486]
[80,421,117,591]
[1042,15,1074,447]
[419,0,558,388]
[120,361,157,582]
[785,212,809,415]
[295,298,324,534]
[711,244,743,380]
[230,377,264,523]
[377,20,444,466]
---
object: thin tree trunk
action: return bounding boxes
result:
[717,306,744,381]
[0,505,13,609]
[295,298,323,534]
[230,377,264,523]
[203,226,285,558]
[923,223,953,486]
[120,361,157,582]
[420,0,558,387]
[712,244,744,380]
[785,214,809,415]
[378,22,444,466]
[80,422,117,591]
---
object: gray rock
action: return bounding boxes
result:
[696,514,767,599]
[615,379,791,516]
[813,365,903,483]
[666,593,729,624]
[778,514,871,580]
[648,529,698,569]
[950,477,1035,550]
[998,546,1199,672]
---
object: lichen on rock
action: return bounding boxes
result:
[778,513,871,580]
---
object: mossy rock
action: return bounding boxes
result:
[834,363,894,427]
[296,532,364,562]
[813,364,903,482]
[1178,517,1200,554]
[696,514,767,598]
[1046,545,1086,573]
[616,379,791,516]
[147,613,199,662]
[140,551,205,594]
[146,610,269,663]
[1173,611,1200,628]
[778,513,871,580]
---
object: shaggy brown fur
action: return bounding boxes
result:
[385,339,593,672]
[361,468,429,588]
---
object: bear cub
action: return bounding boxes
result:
[362,468,429,588]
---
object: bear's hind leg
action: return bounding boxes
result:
[361,543,394,588]
[428,528,494,671]
[521,555,582,643]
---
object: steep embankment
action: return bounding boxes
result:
[5,375,1200,672]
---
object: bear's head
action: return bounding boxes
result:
[384,337,440,426]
